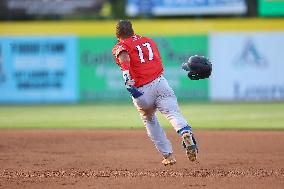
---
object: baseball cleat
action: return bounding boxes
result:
[182,132,198,162]
[162,153,176,166]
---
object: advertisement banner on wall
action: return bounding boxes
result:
[209,32,284,101]
[0,36,78,103]
[79,35,209,101]
[126,0,247,16]
[258,0,284,16]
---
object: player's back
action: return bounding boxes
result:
[122,35,163,87]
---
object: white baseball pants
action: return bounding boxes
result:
[132,75,189,156]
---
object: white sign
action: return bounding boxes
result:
[209,32,284,101]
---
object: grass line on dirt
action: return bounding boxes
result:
[0,102,283,130]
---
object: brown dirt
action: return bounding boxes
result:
[0,129,283,189]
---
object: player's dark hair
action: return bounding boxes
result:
[116,20,134,39]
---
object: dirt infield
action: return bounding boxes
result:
[0,129,283,189]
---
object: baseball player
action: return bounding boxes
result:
[112,20,198,166]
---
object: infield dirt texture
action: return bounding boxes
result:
[0,129,283,189]
[0,103,284,188]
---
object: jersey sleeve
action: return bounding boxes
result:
[112,43,130,71]
[112,43,127,59]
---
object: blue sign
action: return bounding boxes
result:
[0,36,78,103]
[126,0,247,16]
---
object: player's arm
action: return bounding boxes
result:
[117,51,143,98]
[117,51,133,86]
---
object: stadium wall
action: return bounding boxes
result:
[0,19,284,103]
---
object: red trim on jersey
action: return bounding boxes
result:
[113,44,126,59]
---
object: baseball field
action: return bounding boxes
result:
[0,102,283,189]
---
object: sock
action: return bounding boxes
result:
[177,125,192,136]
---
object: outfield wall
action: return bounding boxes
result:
[0,19,284,103]
[210,32,284,101]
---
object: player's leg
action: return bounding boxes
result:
[154,76,189,132]
[136,107,176,166]
[155,76,198,161]
[132,85,176,165]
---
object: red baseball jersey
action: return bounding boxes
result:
[112,34,163,87]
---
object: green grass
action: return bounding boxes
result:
[0,102,283,130]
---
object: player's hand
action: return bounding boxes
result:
[123,70,135,88]
[123,70,133,86]
[122,70,143,98]
[125,78,135,87]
